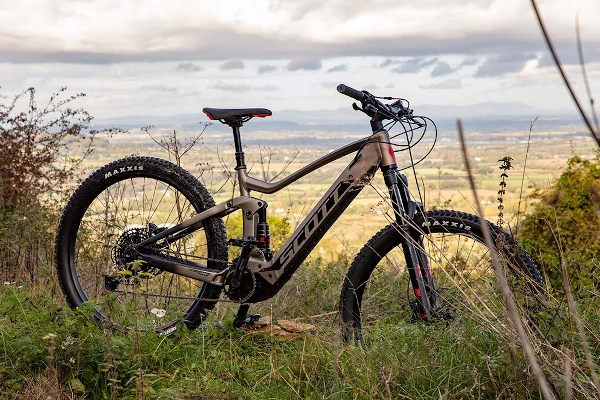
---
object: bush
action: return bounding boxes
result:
[518,155,600,293]
[0,87,118,283]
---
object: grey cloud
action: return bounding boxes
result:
[475,52,536,77]
[220,60,245,70]
[327,64,347,73]
[391,57,438,74]
[419,58,439,68]
[258,65,277,74]
[210,82,281,92]
[421,79,462,90]
[210,82,250,92]
[536,51,581,68]
[431,61,452,77]
[380,58,401,67]
[460,56,478,66]
[1,26,588,67]
[287,58,322,71]
[176,62,203,72]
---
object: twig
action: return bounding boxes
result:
[576,14,600,133]
[457,119,556,400]
[515,117,537,235]
[530,0,600,147]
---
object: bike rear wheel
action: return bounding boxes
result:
[55,156,227,333]
[340,210,544,341]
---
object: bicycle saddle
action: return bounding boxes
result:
[202,108,272,121]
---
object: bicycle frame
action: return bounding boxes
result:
[135,122,436,314]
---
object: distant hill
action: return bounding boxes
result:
[93,102,585,138]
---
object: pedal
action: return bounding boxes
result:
[242,314,261,326]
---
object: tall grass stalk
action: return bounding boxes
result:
[457,119,555,400]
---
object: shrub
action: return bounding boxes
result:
[518,155,600,293]
[0,87,118,283]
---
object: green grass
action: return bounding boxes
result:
[0,283,543,400]
[4,269,598,400]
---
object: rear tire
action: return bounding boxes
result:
[55,156,227,333]
[340,210,543,341]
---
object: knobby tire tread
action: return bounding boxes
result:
[339,209,543,339]
[55,156,227,332]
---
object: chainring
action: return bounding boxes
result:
[223,267,257,303]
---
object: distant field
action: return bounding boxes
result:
[80,127,597,256]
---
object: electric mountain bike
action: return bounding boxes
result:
[55,84,544,339]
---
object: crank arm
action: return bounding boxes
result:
[136,253,226,286]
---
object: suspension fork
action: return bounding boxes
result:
[382,166,437,320]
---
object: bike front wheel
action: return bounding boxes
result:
[340,210,544,341]
[55,156,228,333]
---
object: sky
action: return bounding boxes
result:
[1,0,599,121]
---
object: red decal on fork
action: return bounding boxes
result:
[414,288,422,297]
[388,144,396,163]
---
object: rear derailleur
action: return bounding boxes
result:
[105,224,166,291]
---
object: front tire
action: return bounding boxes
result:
[340,210,543,341]
[55,157,227,333]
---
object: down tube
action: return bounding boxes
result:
[257,179,365,290]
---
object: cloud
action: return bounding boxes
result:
[536,51,581,68]
[210,82,250,92]
[287,58,322,71]
[210,81,281,92]
[258,65,277,74]
[391,57,438,74]
[380,58,401,67]
[327,64,347,73]
[139,84,177,92]
[475,52,536,77]
[1,0,599,67]
[176,62,203,72]
[220,60,245,71]
[430,61,452,77]
[460,56,478,66]
[421,79,462,90]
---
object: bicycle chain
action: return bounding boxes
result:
[113,254,257,304]
[113,290,250,303]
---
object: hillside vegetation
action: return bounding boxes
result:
[1,88,598,399]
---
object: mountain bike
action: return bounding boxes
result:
[55,84,544,339]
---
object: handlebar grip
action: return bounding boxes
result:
[337,84,365,102]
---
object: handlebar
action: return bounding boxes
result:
[337,83,410,121]
[336,84,366,102]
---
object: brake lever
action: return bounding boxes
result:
[352,102,373,118]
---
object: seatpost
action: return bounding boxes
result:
[231,123,246,170]
[229,119,249,196]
